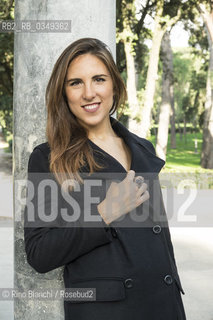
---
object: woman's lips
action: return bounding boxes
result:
[82,103,100,113]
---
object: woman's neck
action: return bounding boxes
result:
[87,118,118,142]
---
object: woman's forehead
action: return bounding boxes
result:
[67,54,110,76]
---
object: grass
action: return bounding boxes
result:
[150,132,213,189]
[150,132,212,172]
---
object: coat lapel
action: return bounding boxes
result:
[84,116,165,180]
[109,116,165,174]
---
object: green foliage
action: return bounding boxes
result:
[172,47,206,126]
[0,0,14,19]
[0,0,209,159]
[116,0,213,172]
[116,0,138,49]
[116,0,155,79]
[0,94,12,131]
[0,0,14,138]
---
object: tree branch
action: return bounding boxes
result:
[197,3,213,44]
[135,0,157,36]
[162,7,182,32]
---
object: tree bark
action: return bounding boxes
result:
[201,24,213,168]
[123,39,141,135]
[13,0,116,319]
[178,122,182,140]
[156,31,173,161]
[170,83,176,148]
[183,116,187,144]
[199,3,213,168]
[119,0,142,135]
[140,8,165,138]
[198,4,213,43]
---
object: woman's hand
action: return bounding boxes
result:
[97,170,149,225]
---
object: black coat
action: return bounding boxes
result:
[24,116,186,320]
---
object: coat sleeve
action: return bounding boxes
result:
[24,146,113,274]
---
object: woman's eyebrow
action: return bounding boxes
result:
[66,74,109,83]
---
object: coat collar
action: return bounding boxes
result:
[109,116,165,174]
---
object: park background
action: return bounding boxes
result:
[1,0,213,172]
[0,0,213,320]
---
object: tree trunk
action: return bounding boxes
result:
[183,116,187,144]
[123,40,141,135]
[138,0,180,138]
[156,31,173,161]
[178,122,182,140]
[198,4,213,43]
[170,84,176,148]
[201,26,213,168]
[13,1,116,319]
[119,0,142,135]
[140,13,165,138]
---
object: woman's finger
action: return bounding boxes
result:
[136,190,150,207]
[134,176,144,188]
[126,170,135,182]
[136,182,148,198]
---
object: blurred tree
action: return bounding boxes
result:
[156,30,174,160]
[136,0,210,140]
[139,0,181,138]
[198,2,213,168]
[0,0,14,138]
[173,0,213,166]
[172,47,206,143]
[116,0,155,134]
[117,0,140,130]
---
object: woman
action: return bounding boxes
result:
[24,38,186,320]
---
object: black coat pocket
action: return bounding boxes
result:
[67,278,126,303]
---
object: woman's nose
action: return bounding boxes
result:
[83,83,96,100]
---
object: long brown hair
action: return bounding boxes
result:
[46,38,127,188]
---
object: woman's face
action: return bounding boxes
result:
[65,53,114,130]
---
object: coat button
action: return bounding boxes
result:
[124,278,133,288]
[152,225,161,234]
[111,227,118,238]
[164,275,173,285]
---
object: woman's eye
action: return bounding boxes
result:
[69,78,105,86]
[70,81,81,86]
[95,78,105,82]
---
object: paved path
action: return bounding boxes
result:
[0,133,13,319]
[0,227,14,319]
[0,132,213,319]
[0,132,13,220]
[171,228,213,320]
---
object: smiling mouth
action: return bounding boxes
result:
[82,103,101,111]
